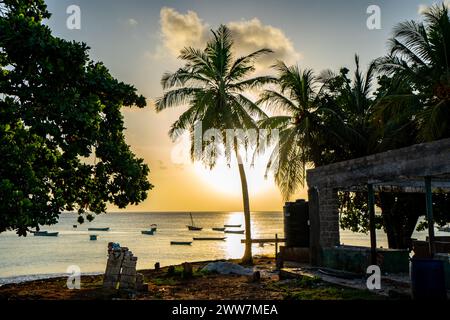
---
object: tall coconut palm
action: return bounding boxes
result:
[375,3,450,141]
[155,25,274,264]
[258,62,338,200]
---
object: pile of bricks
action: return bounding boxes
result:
[103,242,145,291]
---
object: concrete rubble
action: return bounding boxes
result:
[103,242,146,292]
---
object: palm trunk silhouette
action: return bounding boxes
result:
[236,150,252,265]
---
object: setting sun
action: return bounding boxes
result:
[193,155,275,196]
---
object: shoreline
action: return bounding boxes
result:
[0,272,104,287]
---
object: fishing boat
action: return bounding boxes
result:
[33,231,59,237]
[224,230,245,234]
[193,237,226,241]
[224,224,242,228]
[87,227,110,231]
[212,227,226,232]
[141,229,155,235]
[170,241,192,245]
[187,213,202,231]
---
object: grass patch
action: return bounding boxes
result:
[284,286,383,300]
[152,277,179,286]
[268,275,384,300]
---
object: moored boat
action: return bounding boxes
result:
[34,231,59,237]
[187,213,202,231]
[193,237,226,241]
[141,230,155,235]
[224,230,244,234]
[170,241,192,245]
[224,224,241,228]
[212,227,226,232]
[88,227,110,231]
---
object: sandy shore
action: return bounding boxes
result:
[0,257,385,300]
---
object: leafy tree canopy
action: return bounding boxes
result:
[0,0,153,235]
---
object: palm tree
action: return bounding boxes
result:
[258,62,337,200]
[375,3,450,141]
[319,55,377,158]
[155,25,274,264]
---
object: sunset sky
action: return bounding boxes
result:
[44,0,442,212]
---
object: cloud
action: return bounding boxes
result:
[153,7,301,68]
[159,7,209,57]
[418,1,450,14]
[128,18,138,27]
[228,18,301,66]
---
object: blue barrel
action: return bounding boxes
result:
[411,259,447,299]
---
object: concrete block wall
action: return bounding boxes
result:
[318,187,340,248]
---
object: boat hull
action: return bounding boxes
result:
[193,237,226,241]
[88,227,110,231]
[224,230,245,234]
[187,226,203,231]
[170,241,192,245]
[212,228,226,232]
[141,230,155,235]
[34,231,59,237]
[224,225,242,228]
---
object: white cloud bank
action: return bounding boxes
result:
[153,7,301,68]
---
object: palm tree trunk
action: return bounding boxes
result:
[236,151,253,265]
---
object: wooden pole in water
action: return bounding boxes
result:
[275,233,278,260]
[425,177,435,257]
[368,184,377,265]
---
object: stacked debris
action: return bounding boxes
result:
[103,242,145,291]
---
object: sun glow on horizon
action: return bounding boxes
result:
[193,155,275,197]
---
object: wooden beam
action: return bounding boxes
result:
[240,238,286,244]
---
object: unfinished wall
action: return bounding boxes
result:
[308,186,340,266]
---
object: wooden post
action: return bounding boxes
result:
[368,184,377,265]
[167,266,175,276]
[182,262,193,278]
[275,233,279,259]
[425,177,435,257]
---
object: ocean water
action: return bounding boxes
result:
[0,211,435,284]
